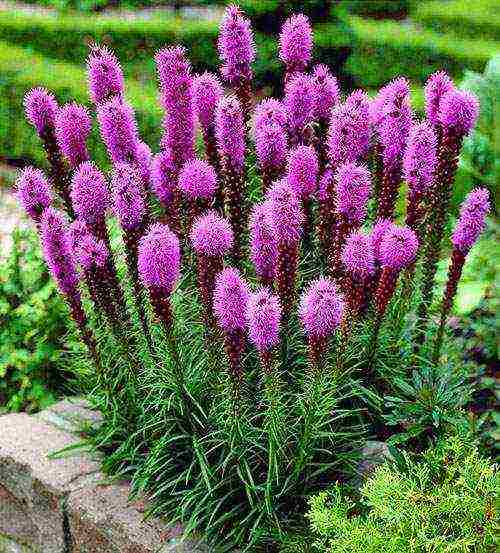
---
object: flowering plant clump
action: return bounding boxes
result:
[18,5,490,550]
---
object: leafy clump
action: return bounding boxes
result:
[306,436,499,553]
[0,227,70,412]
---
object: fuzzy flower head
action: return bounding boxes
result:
[40,207,79,295]
[424,70,454,126]
[255,122,287,174]
[150,149,177,206]
[279,14,313,73]
[70,161,109,225]
[68,220,108,271]
[213,267,250,332]
[218,5,255,84]
[97,97,139,163]
[193,72,223,131]
[403,121,437,196]
[299,278,344,340]
[135,141,152,187]
[155,45,192,99]
[452,188,490,254]
[328,98,371,166]
[246,289,281,352]
[287,145,319,199]
[178,159,217,201]
[86,44,124,105]
[379,225,419,271]
[370,218,396,262]
[312,64,340,121]
[266,179,303,246]
[284,73,316,140]
[341,232,375,281]
[334,163,372,225]
[254,98,287,132]
[24,87,58,134]
[215,95,245,172]
[55,102,92,167]
[16,167,52,221]
[439,89,479,137]
[137,223,180,294]
[111,162,146,231]
[249,201,278,281]
[190,210,234,257]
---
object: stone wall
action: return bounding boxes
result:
[0,399,205,553]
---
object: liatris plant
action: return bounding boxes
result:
[249,201,278,287]
[434,188,490,360]
[217,5,255,123]
[190,211,234,327]
[416,88,479,344]
[16,167,52,224]
[21,8,485,549]
[215,95,246,260]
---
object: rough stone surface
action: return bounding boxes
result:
[357,440,393,481]
[0,401,204,553]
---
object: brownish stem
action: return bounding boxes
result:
[276,241,299,321]
[196,253,223,328]
[221,158,246,264]
[378,161,402,220]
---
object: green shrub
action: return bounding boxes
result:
[413,0,500,41]
[345,0,410,19]
[0,227,69,413]
[305,436,499,553]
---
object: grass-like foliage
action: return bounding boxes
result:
[305,435,499,552]
[15,4,494,550]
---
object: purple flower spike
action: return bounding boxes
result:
[213,267,250,332]
[70,161,109,225]
[312,64,340,122]
[424,71,454,126]
[452,188,490,254]
[379,225,419,271]
[193,72,223,132]
[299,278,344,340]
[284,73,316,146]
[254,99,287,132]
[111,162,146,232]
[287,145,319,199]
[40,207,79,295]
[217,5,255,85]
[279,14,313,75]
[24,87,58,134]
[55,102,92,168]
[16,167,52,221]
[249,202,278,286]
[370,218,395,263]
[68,220,108,271]
[342,232,375,281]
[246,289,281,352]
[403,121,437,196]
[155,45,192,97]
[335,163,372,226]
[179,159,218,201]
[439,89,479,137]
[190,211,234,257]
[266,179,303,246]
[86,44,124,105]
[255,122,287,190]
[150,149,177,206]
[138,223,180,295]
[97,97,139,163]
[135,141,152,187]
[215,95,246,173]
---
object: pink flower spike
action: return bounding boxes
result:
[254,99,287,132]
[284,73,316,145]
[249,201,278,284]
[111,162,146,231]
[215,95,246,173]
[424,70,454,126]
[150,149,177,206]
[190,210,234,257]
[193,72,223,132]
[403,121,437,196]
[452,188,490,254]
[335,162,372,226]
[68,220,108,271]
[97,97,139,164]
[246,289,281,352]
[137,223,180,294]
[279,14,313,74]
[70,161,109,225]
[379,225,419,271]
[341,232,375,281]
[439,89,479,137]
[312,64,340,121]
[265,179,303,246]
[86,44,124,105]
[370,218,396,263]
[299,278,344,339]
[55,102,92,167]
[24,87,58,134]
[213,267,250,332]
[287,145,319,199]
[16,167,52,221]
[178,159,218,201]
